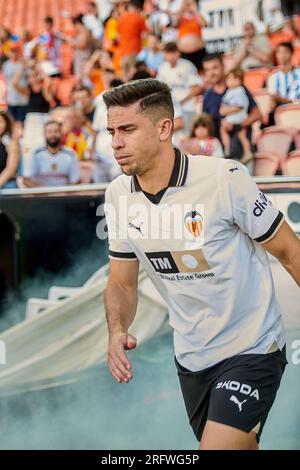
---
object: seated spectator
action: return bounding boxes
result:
[202,54,261,160]
[179,113,224,157]
[267,42,300,105]
[220,69,253,164]
[74,86,96,126]
[24,120,80,187]
[12,61,55,114]
[136,33,164,76]
[231,22,272,70]
[62,109,91,161]
[0,110,20,189]
[157,41,203,135]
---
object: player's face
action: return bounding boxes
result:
[107,102,162,176]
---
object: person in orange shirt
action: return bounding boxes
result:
[175,0,208,72]
[118,0,148,80]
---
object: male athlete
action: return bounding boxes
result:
[103,79,300,450]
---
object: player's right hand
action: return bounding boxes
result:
[107,332,137,384]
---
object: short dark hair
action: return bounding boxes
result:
[227,67,244,82]
[202,53,224,66]
[276,42,294,55]
[190,113,215,138]
[44,16,54,25]
[109,79,124,88]
[131,70,152,80]
[103,78,174,122]
[76,85,93,96]
[44,120,62,130]
[163,41,178,53]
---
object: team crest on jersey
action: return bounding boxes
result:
[51,163,58,171]
[184,210,203,238]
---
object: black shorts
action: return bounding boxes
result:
[180,48,206,72]
[175,346,287,443]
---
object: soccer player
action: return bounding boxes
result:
[103,79,300,450]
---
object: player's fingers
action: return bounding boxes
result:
[109,353,132,382]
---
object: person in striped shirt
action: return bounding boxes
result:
[268,42,300,104]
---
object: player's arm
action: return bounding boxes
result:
[105,257,139,384]
[262,221,300,287]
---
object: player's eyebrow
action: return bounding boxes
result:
[107,124,137,132]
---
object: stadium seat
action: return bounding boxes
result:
[253,88,273,124]
[294,132,300,149]
[253,153,281,176]
[243,68,270,94]
[256,126,295,158]
[79,160,95,183]
[275,104,300,130]
[282,150,300,176]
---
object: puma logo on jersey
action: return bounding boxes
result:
[230,395,247,412]
[129,221,143,236]
[229,167,239,173]
[216,380,260,400]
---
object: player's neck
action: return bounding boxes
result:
[136,146,175,195]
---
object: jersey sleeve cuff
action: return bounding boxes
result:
[109,250,137,260]
[254,211,285,244]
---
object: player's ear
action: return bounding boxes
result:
[158,118,173,142]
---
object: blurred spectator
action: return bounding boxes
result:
[180,113,224,157]
[69,15,95,79]
[280,0,300,20]
[12,61,55,114]
[24,120,80,187]
[91,78,124,182]
[202,54,261,159]
[38,16,65,76]
[220,69,253,163]
[75,86,96,124]
[232,22,272,70]
[136,33,164,75]
[264,0,285,33]
[103,7,119,59]
[175,0,208,71]
[0,110,20,188]
[157,41,203,134]
[0,28,12,65]
[83,1,103,42]
[268,42,300,104]
[118,0,148,80]
[2,43,29,127]
[83,50,116,96]
[62,108,91,160]
[0,76,7,110]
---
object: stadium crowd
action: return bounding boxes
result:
[1,0,300,188]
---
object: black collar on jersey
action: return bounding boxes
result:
[130,147,188,194]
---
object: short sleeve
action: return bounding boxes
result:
[104,184,137,260]
[27,152,39,178]
[267,72,277,96]
[69,152,80,184]
[219,160,284,244]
